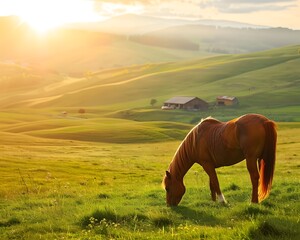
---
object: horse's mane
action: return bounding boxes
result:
[199,116,222,125]
[168,117,222,179]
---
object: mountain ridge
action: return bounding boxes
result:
[1,15,299,74]
[67,14,269,35]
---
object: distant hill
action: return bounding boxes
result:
[131,25,300,54]
[1,15,300,75]
[68,14,300,54]
[1,45,299,121]
[0,16,208,74]
[67,14,187,35]
[68,14,268,35]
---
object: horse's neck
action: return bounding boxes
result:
[169,138,196,180]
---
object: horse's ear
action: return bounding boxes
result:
[166,171,171,179]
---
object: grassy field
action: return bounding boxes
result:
[0,45,299,239]
[0,45,299,112]
[0,110,299,240]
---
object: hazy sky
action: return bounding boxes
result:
[0,0,299,30]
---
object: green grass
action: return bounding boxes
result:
[0,45,299,114]
[0,111,192,143]
[1,45,300,239]
[0,109,299,239]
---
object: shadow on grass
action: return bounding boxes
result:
[248,217,300,240]
[171,206,220,226]
[0,217,21,227]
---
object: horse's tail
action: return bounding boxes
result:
[258,120,277,202]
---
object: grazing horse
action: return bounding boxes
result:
[163,114,277,206]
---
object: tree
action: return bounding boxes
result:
[150,99,157,107]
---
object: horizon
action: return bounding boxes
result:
[0,0,300,34]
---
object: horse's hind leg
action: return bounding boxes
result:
[209,179,216,201]
[202,163,226,203]
[246,157,259,203]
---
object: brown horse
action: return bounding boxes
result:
[163,114,277,206]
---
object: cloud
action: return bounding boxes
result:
[95,0,296,4]
[92,0,298,17]
[198,0,297,13]
[216,0,295,3]
[93,0,203,18]
[94,0,154,4]
[93,1,145,17]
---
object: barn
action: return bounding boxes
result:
[216,96,239,106]
[162,96,208,110]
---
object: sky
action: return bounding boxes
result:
[0,0,299,32]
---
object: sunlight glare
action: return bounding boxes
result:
[14,0,103,34]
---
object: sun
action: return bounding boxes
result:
[15,0,103,34]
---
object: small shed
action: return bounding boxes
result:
[162,96,208,110]
[216,96,238,106]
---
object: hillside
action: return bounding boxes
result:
[132,25,300,53]
[1,15,300,74]
[0,45,299,121]
[68,14,268,35]
[0,16,209,73]
[0,111,299,239]
[68,14,300,54]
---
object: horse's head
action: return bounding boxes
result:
[163,170,185,206]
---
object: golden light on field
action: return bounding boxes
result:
[13,0,104,34]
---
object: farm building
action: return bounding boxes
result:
[216,96,239,106]
[162,96,208,110]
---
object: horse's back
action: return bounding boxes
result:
[235,114,272,138]
[195,117,244,167]
[196,114,275,167]
[235,114,269,125]
[235,114,275,159]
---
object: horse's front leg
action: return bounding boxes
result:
[202,163,227,203]
[246,158,259,203]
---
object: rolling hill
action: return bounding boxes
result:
[1,45,299,113]
[1,15,300,74]
[69,14,300,54]
[0,45,300,143]
[0,16,210,73]
[68,14,268,35]
[132,25,300,54]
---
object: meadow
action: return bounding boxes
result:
[0,109,299,240]
[1,45,300,112]
[0,44,300,239]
